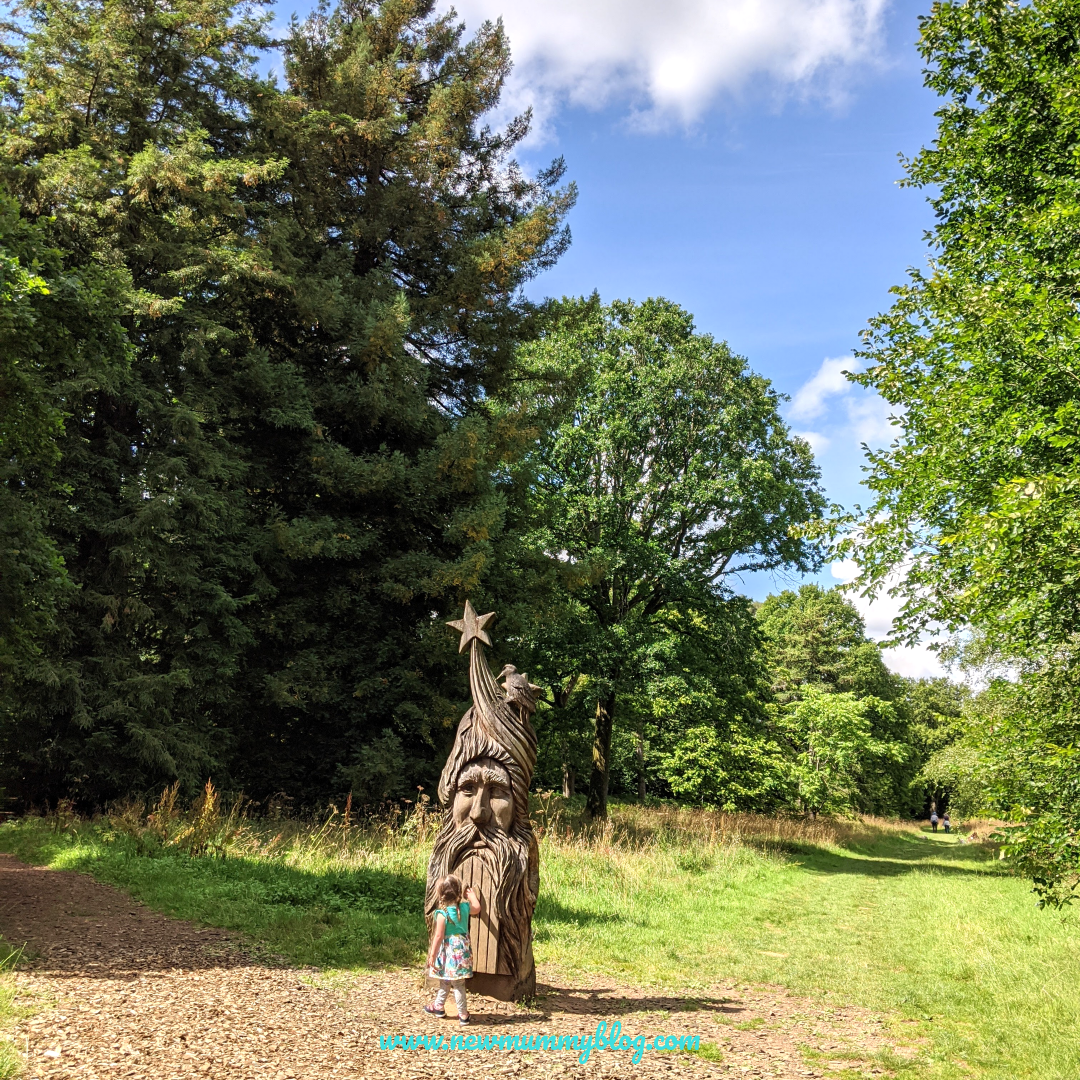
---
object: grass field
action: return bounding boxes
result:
[1,803,1077,1080]
[0,944,24,1080]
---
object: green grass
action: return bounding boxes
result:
[688,1039,724,1062]
[0,945,27,1080]
[0,820,428,969]
[1,808,1078,1080]
[535,824,1080,1079]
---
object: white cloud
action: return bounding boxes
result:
[830,559,946,680]
[787,355,900,453]
[878,645,945,680]
[446,0,890,136]
[793,429,832,453]
[788,356,858,421]
[846,392,898,449]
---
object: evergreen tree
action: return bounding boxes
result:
[757,585,895,704]
[0,198,130,726]
[0,0,573,806]
[224,0,573,802]
[1,0,280,803]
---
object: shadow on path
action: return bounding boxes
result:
[0,852,251,976]
[531,982,745,1021]
[788,833,1005,880]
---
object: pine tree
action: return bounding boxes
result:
[0,199,130,717]
[0,0,573,806]
[1,0,281,803]
[224,0,574,802]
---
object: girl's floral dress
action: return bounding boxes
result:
[431,902,473,980]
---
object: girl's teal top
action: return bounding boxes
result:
[437,901,470,936]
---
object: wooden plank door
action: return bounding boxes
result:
[456,855,500,974]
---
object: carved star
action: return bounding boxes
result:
[447,600,496,653]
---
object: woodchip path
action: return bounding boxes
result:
[0,853,903,1079]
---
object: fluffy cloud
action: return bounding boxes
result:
[446,0,890,134]
[846,392,898,449]
[788,355,899,451]
[830,559,946,680]
[789,356,857,421]
[792,429,832,454]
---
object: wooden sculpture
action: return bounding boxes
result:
[426,601,541,1001]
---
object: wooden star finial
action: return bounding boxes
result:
[447,600,495,654]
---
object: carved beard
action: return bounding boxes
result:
[427,813,532,977]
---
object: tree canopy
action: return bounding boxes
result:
[843,0,1080,902]
[0,0,981,846]
[757,585,894,704]
[847,0,1080,655]
[0,0,573,806]
[500,297,826,817]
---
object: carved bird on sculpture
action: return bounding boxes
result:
[499,664,541,714]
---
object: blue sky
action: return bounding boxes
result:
[474,0,943,677]
[277,0,945,674]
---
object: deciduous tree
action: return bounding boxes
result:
[502,297,825,818]
[783,687,904,818]
[842,0,1080,897]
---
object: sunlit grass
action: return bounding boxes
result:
[0,946,26,1080]
[1,803,1077,1079]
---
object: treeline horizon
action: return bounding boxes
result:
[0,0,961,821]
[5,0,1080,907]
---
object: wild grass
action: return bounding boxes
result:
[0,797,1076,1080]
[0,947,25,1080]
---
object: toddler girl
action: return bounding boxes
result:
[424,875,480,1025]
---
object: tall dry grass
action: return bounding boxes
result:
[89,786,926,875]
[95,785,444,874]
[535,799,923,851]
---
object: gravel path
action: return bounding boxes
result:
[0,853,900,1078]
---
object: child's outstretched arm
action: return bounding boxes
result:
[426,912,446,972]
[464,885,482,916]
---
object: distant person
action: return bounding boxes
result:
[424,875,480,1025]
[930,809,939,833]
[943,812,951,834]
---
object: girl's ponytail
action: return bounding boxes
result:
[436,874,464,907]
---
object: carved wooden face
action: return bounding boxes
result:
[451,757,514,835]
